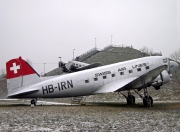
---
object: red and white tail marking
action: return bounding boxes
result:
[6,57,40,94]
[6,56,37,79]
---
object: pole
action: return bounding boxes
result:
[44,63,46,75]
[73,49,75,60]
[111,35,113,45]
[59,57,61,67]
[95,38,96,48]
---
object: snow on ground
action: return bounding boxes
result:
[37,101,72,106]
[0,102,180,131]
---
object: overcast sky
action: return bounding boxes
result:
[0,0,180,74]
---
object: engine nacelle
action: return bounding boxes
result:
[152,70,170,90]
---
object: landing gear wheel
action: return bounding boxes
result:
[31,99,37,107]
[143,96,153,107]
[126,95,135,105]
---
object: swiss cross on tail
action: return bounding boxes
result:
[6,56,37,79]
[10,63,20,74]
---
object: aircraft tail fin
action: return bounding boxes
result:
[6,57,41,94]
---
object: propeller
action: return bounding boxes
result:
[167,59,170,74]
[167,59,172,83]
[168,60,179,83]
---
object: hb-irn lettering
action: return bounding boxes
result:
[42,80,73,95]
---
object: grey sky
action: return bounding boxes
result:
[0,0,180,74]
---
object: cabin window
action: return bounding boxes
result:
[120,72,124,75]
[129,70,133,73]
[146,66,150,70]
[103,76,106,79]
[94,78,98,81]
[137,68,141,71]
[85,80,89,83]
[112,74,115,77]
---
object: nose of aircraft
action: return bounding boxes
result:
[169,61,179,74]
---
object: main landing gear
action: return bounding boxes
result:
[134,88,153,107]
[30,99,37,107]
[120,88,153,107]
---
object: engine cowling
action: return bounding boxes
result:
[152,70,170,90]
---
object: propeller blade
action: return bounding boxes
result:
[168,59,170,74]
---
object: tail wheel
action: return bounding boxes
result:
[31,99,37,106]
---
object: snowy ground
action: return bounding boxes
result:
[0,101,180,131]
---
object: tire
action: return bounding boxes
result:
[31,99,36,106]
[148,96,153,107]
[143,96,153,107]
[127,95,135,105]
[132,95,135,105]
[143,97,148,107]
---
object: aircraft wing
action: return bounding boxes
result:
[7,88,39,98]
[94,65,167,94]
[94,77,137,94]
[125,65,167,90]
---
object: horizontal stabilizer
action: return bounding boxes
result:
[7,88,39,98]
[77,62,102,71]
